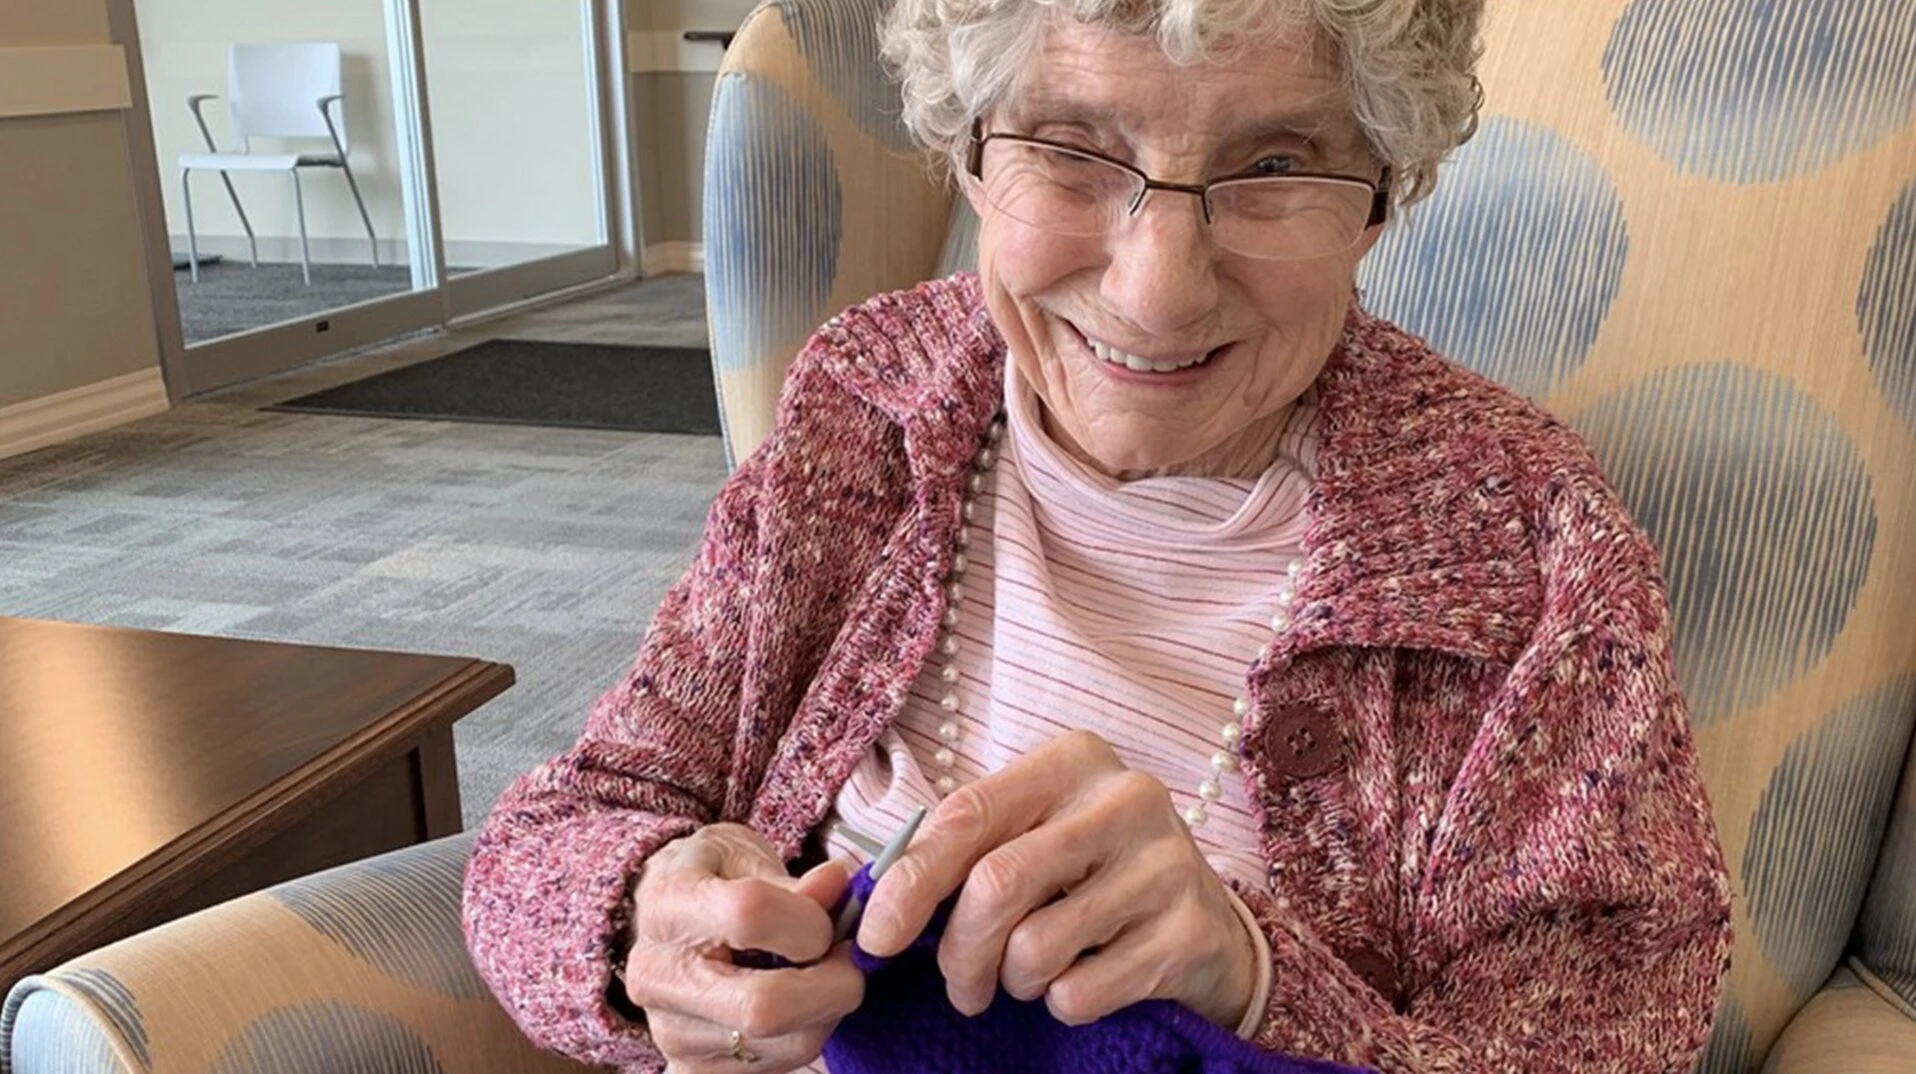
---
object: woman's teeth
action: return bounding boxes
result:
[1089,339,1212,373]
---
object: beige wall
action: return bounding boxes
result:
[643,0,757,29]
[0,7,164,412]
[628,0,753,246]
[636,71,716,245]
[0,6,109,45]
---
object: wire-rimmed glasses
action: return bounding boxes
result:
[964,121,1391,261]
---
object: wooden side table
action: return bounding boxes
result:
[0,617,513,993]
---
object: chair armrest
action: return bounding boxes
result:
[1,834,594,1074]
[316,94,348,157]
[185,93,221,153]
[1762,964,1916,1073]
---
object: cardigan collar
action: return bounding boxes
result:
[826,274,1544,669]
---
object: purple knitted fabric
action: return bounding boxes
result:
[823,866,1375,1074]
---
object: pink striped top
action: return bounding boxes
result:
[821,368,1320,893]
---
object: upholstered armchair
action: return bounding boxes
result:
[0,832,589,1073]
[703,2,1916,1072]
[6,1,1913,1072]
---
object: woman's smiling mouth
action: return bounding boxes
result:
[1066,319,1229,378]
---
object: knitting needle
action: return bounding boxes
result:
[731,806,928,969]
[830,805,927,945]
[831,820,887,858]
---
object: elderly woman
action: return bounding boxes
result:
[463,1,1733,1072]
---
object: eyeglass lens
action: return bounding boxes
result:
[974,139,1375,260]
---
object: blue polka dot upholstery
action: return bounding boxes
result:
[703,1,1916,1071]
[705,0,958,465]
[1864,179,1916,430]
[1357,2,1916,1069]
[1,835,592,1074]
[1365,116,1632,400]
[1600,0,1916,185]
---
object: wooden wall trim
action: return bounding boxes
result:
[0,45,131,119]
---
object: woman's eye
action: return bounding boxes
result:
[1026,126,1111,157]
[1055,137,1113,158]
[1249,155,1302,176]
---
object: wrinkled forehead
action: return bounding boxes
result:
[995,19,1363,153]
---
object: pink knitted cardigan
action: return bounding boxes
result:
[461,273,1733,1074]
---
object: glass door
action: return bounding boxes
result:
[118,0,439,395]
[418,0,618,317]
[112,0,624,398]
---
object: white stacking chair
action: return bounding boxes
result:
[179,42,379,286]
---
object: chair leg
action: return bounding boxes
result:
[337,161,379,268]
[290,170,312,286]
[217,172,259,268]
[181,169,200,284]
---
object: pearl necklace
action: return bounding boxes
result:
[929,417,1302,830]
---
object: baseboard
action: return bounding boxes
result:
[0,369,171,462]
[643,242,705,275]
[168,235,588,271]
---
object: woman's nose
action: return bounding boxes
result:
[1098,191,1222,337]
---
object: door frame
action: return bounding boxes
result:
[109,0,638,401]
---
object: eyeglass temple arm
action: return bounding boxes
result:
[1369,168,1393,227]
[967,119,987,178]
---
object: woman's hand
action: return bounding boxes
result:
[855,731,1259,1030]
[624,823,863,1072]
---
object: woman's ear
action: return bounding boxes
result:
[958,173,989,218]
[954,141,989,217]
[1353,221,1386,260]
[955,119,992,217]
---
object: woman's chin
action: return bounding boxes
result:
[1076,439,1205,479]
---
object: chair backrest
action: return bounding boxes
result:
[701,1,1916,1071]
[1352,3,1916,1069]
[703,0,954,465]
[227,42,345,149]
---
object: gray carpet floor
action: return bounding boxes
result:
[174,261,483,344]
[0,273,728,827]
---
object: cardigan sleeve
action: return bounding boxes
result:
[455,280,983,1071]
[1233,568,1734,1072]
[459,327,918,1071]
[459,443,770,1071]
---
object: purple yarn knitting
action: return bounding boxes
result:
[822,865,1375,1074]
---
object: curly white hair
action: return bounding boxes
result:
[879,0,1485,205]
